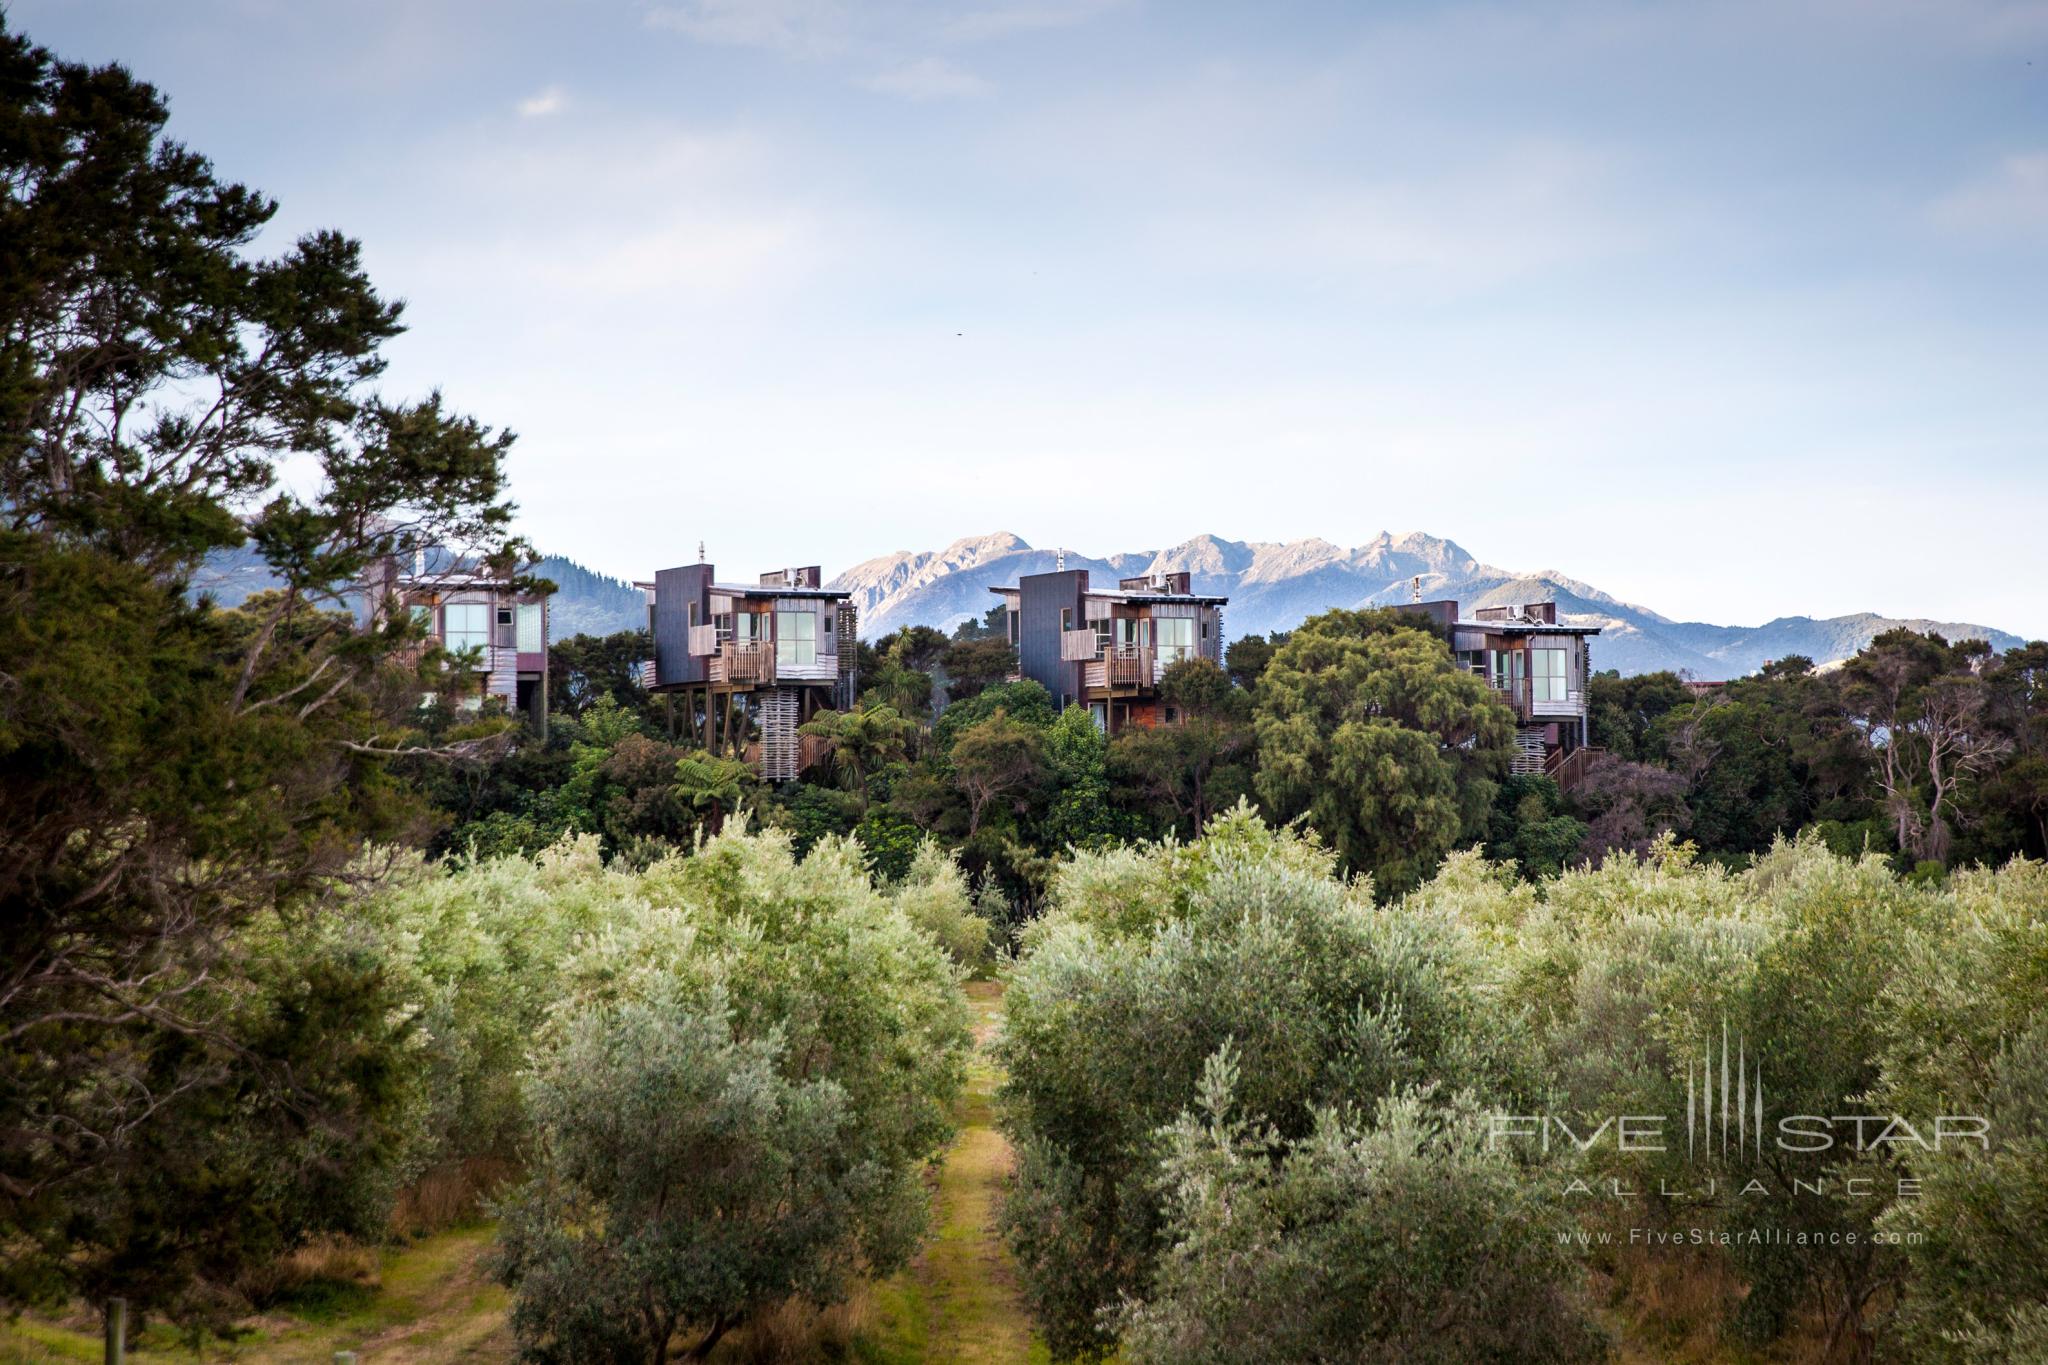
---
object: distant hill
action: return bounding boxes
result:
[535,557,645,641]
[190,548,647,646]
[829,531,2027,679]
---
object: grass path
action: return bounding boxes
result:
[860,979,1046,1365]
[0,1226,510,1364]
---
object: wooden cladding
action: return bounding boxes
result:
[1060,629,1102,662]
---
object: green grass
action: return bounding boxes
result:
[0,1226,510,1364]
[858,980,1048,1365]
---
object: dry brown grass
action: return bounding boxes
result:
[1587,1202,1851,1365]
[390,1155,518,1236]
[712,1289,879,1363]
[234,1236,381,1310]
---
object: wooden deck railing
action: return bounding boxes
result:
[1106,645,1156,687]
[1544,745,1605,792]
[710,641,774,685]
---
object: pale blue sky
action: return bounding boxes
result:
[20,0,2048,634]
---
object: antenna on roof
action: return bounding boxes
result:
[1412,574,1421,604]
[1056,546,1066,571]
[698,540,707,564]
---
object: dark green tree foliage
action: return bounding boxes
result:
[1840,630,2012,866]
[1223,629,1286,689]
[941,636,1018,701]
[933,678,1057,752]
[950,603,1008,641]
[952,710,1049,836]
[860,625,948,717]
[1252,609,1514,895]
[0,21,520,1320]
[548,628,655,721]
[1484,775,1588,880]
[1586,670,1692,760]
[1969,641,2048,863]
[799,704,917,811]
[1109,657,1254,837]
[1041,706,1124,851]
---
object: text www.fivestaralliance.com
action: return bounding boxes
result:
[1559,1228,1925,1248]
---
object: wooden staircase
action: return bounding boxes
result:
[1543,744,1605,793]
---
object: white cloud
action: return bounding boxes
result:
[367,121,841,306]
[643,0,851,58]
[858,57,992,100]
[641,0,1120,62]
[517,85,568,117]
[1930,152,2048,236]
[942,0,1127,43]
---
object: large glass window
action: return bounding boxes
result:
[443,602,490,654]
[516,602,543,652]
[1532,647,1568,702]
[776,609,816,668]
[1491,648,1525,694]
[1156,616,1196,662]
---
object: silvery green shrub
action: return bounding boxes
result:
[362,823,970,1363]
[998,804,1550,1360]
[1119,1049,1606,1365]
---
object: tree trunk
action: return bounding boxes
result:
[682,1316,731,1362]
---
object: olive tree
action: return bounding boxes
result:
[1121,1051,1607,1365]
[492,824,971,1363]
[997,806,1546,1359]
[496,996,876,1365]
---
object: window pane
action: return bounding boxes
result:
[1156,616,1195,663]
[777,609,816,666]
[516,602,543,652]
[444,602,490,653]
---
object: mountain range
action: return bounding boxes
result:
[825,531,2025,680]
[192,534,2028,680]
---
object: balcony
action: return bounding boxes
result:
[708,641,775,685]
[1080,644,1157,691]
[1471,667,1586,719]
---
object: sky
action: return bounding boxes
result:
[18,0,2048,634]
